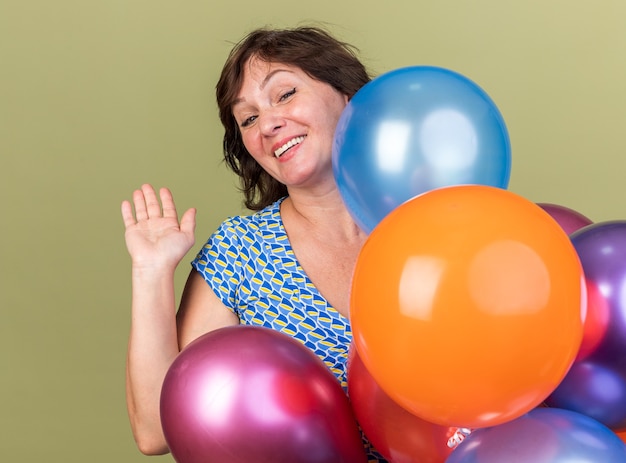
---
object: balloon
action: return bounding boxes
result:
[576,278,610,361]
[546,221,626,429]
[333,66,511,233]
[570,222,626,363]
[537,202,593,235]
[445,408,626,463]
[347,347,458,463]
[160,325,367,463]
[351,185,584,428]
[546,361,626,428]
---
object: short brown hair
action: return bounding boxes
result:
[216,26,371,210]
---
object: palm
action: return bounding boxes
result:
[126,216,193,263]
[121,185,196,268]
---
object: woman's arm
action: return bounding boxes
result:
[125,268,238,454]
[125,264,179,455]
[121,184,238,455]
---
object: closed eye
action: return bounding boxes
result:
[279,88,296,102]
[240,115,257,128]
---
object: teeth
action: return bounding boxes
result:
[274,136,305,158]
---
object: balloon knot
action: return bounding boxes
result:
[447,427,472,449]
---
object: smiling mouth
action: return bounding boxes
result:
[274,136,306,158]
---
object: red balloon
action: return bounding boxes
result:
[161,325,367,463]
[347,347,459,463]
[577,278,610,361]
[537,202,593,235]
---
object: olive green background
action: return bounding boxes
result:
[2,0,625,461]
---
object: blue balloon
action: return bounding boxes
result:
[446,408,626,463]
[333,66,511,233]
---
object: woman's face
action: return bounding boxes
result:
[232,57,349,191]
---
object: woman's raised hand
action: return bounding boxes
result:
[121,184,196,270]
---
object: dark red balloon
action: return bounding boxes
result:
[537,203,593,235]
[161,325,367,463]
[347,347,459,463]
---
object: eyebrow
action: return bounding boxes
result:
[232,68,294,107]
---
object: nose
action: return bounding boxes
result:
[258,108,285,136]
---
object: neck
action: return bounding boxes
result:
[282,187,365,239]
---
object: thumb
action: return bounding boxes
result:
[180,208,197,236]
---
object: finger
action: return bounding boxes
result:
[120,200,137,228]
[159,187,179,219]
[180,208,197,236]
[132,188,148,221]
[141,184,162,218]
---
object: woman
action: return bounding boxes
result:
[121,26,384,461]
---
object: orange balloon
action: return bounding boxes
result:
[347,346,458,463]
[351,185,584,429]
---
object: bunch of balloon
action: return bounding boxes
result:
[160,326,367,463]
[347,346,459,463]
[546,221,626,431]
[332,66,511,233]
[349,185,585,430]
[445,408,626,462]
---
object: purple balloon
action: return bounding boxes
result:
[446,408,626,463]
[537,203,593,235]
[546,221,626,429]
[547,361,626,428]
[161,325,367,463]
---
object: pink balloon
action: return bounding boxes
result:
[160,325,367,463]
[537,203,593,235]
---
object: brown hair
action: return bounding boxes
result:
[216,26,371,210]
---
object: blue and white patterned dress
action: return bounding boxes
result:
[192,197,386,462]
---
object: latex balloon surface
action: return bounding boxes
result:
[347,347,457,463]
[333,66,511,233]
[546,221,626,429]
[445,408,626,463]
[161,325,367,463]
[351,185,584,428]
[547,361,626,428]
[537,202,593,235]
